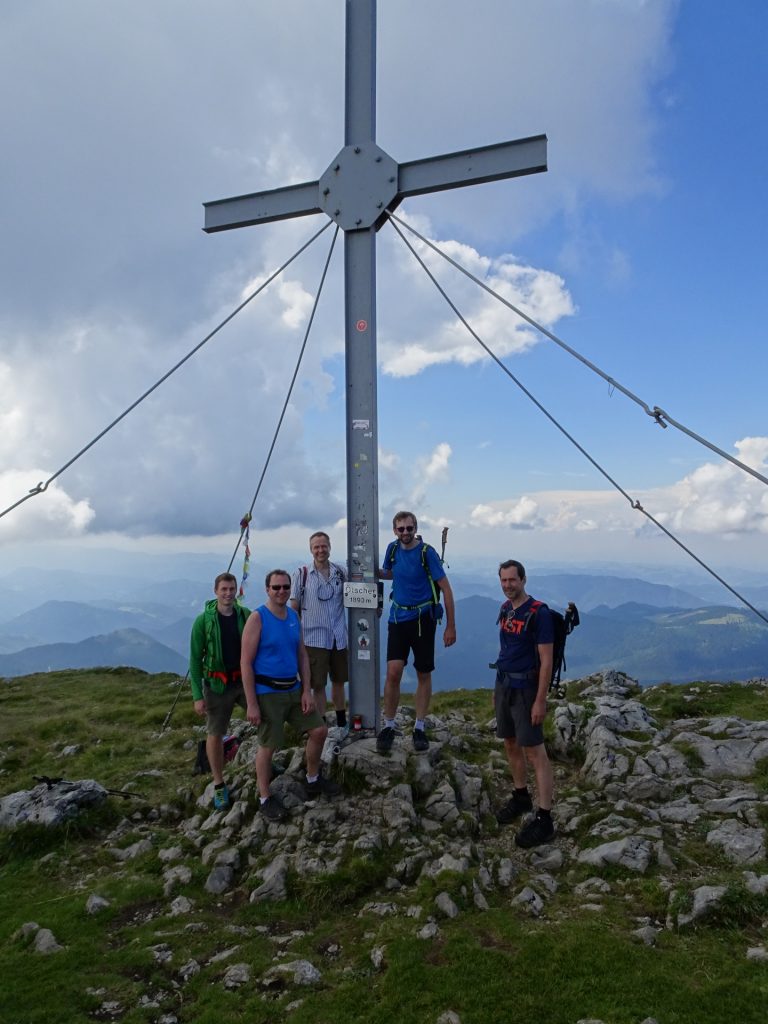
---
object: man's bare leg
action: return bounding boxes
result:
[255,746,274,800]
[383,660,405,720]
[524,743,554,810]
[206,735,225,786]
[414,671,432,721]
[305,724,327,778]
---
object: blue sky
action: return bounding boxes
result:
[1,0,766,587]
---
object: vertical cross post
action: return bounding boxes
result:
[203,0,547,734]
[342,0,381,730]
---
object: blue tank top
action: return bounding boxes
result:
[253,604,301,694]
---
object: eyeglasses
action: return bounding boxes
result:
[396,526,415,533]
[270,584,291,591]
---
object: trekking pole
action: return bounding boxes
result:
[440,526,449,567]
[160,672,189,733]
[33,776,142,799]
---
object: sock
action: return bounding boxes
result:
[306,774,319,784]
[385,718,397,730]
[215,782,226,790]
[259,796,267,805]
[514,787,530,798]
[537,807,552,820]
[414,719,426,733]
[336,709,347,728]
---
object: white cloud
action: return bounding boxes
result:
[412,443,453,504]
[471,497,540,530]
[466,438,768,541]
[379,220,575,378]
[0,470,95,543]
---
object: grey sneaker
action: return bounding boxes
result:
[304,773,342,799]
[259,795,287,822]
[376,726,396,754]
[412,728,429,753]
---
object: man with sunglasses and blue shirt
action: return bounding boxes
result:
[290,532,349,732]
[241,568,340,822]
[377,510,456,754]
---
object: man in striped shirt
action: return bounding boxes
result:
[290,532,349,732]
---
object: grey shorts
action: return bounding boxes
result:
[203,679,247,736]
[495,682,544,747]
[307,644,349,691]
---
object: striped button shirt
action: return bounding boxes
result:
[290,562,348,650]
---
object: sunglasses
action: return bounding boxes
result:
[396,526,415,533]
[270,584,291,591]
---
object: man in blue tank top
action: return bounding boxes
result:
[241,569,340,822]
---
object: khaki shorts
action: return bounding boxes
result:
[203,680,247,736]
[256,688,324,750]
[307,644,349,691]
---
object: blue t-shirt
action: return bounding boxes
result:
[253,605,301,694]
[497,596,554,678]
[384,540,446,623]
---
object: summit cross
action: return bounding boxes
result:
[203,0,547,730]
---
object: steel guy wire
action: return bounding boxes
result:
[0,219,332,524]
[389,211,768,489]
[390,216,768,628]
[225,224,341,575]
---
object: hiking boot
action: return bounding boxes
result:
[304,773,342,799]
[376,726,396,754]
[412,728,429,753]
[495,791,533,825]
[515,812,555,849]
[213,784,230,811]
[259,795,287,822]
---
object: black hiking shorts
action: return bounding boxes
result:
[386,615,437,674]
[494,681,544,747]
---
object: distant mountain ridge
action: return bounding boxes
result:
[0,629,186,678]
[1,570,766,685]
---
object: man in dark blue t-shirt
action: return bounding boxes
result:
[494,559,555,848]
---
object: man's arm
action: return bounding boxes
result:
[531,642,553,725]
[189,616,206,712]
[298,630,315,714]
[240,611,263,725]
[437,576,456,647]
[289,567,302,615]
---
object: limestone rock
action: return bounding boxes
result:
[577,836,653,874]
[677,885,727,927]
[223,963,251,989]
[435,892,459,919]
[706,820,766,865]
[86,894,110,914]
[262,960,321,987]
[34,928,64,954]
[0,779,107,829]
[250,854,288,902]
[512,887,544,916]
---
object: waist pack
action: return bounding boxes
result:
[255,674,298,691]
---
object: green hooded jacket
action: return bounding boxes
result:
[189,598,251,700]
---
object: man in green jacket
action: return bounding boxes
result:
[190,572,250,810]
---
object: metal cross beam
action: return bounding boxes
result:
[203,0,547,731]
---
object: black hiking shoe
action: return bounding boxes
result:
[259,795,287,822]
[515,812,555,848]
[412,728,429,753]
[304,773,342,799]
[376,726,396,754]
[495,791,533,825]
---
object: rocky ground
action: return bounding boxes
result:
[3,670,768,1024]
